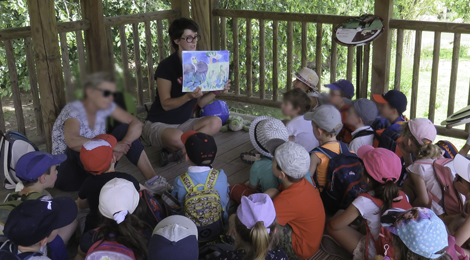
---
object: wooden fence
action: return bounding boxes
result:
[0,1,470,151]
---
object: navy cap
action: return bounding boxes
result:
[182,132,217,166]
[16,151,66,182]
[325,79,355,98]
[4,197,77,246]
[373,90,408,115]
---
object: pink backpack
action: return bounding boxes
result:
[416,158,464,215]
[447,235,470,260]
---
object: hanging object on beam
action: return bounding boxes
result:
[334,14,385,47]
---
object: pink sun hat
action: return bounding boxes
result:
[357,145,402,184]
[408,118,437,145]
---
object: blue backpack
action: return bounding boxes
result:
[436,140,459,159]
[312,142,367,213]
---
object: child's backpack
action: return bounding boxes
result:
[436,140,459,159]
[139,189,167,228]
[312,142,367,213]
[447,235,470,260]
[360,190,412,260]
[161,190,182,216]
[180,169,223,242]
[351,129,375,141]
[415,158,464,216]
[0,131,39,189]
[371,119,406,157]
[85,240,136,260]
[0,191,46,234]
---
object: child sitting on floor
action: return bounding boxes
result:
[77,178,151,260]
[347,98,379,153]
[291,67,328,111]
[2,197,78,260]
[265,141,325,260]
[451,154,470,255]
[282,88,319,152]
[148,215,199,260]
[325,79,355,143]
[372,90,408,133]
[223,193,287,260]
[76,134,141,233]
[381,207,453,260]
[326,145,412,260]
[399,119,444,214]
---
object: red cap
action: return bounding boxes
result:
[181,131,199,145]
[80,134,117,175]
[357,145,402,184]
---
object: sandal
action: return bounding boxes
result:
[240,152,261,165]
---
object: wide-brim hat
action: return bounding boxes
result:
[249,116,289,158]
[441,105,470,127]
[292,67,319,91]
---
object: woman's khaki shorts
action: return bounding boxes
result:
[142,119,200,149]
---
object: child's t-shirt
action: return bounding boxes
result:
[349,126,375,153]
[273,178,325,259]
[407,159,444,215]
[286,115,319,152]
[18,246,50,260]
[216,248,288,260]
[78,172,140,232]
[314,142,342,190]
[352,191,410,260]
[172,166,230,221]
[337,104,355,144]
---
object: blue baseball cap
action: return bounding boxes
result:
[325,79,355,98]
[15,151,66,182]
[373,90,408,115]
[4,197,77,246]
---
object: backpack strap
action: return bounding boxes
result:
[352,130,375,141]
[204,169,220,190]
[180,173,196,193]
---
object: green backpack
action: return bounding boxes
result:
[0,191,45,234]
[180,169,223,242]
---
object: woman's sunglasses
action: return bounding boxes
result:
[94,88,116,98]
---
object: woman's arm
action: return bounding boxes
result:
[110,106,143,143]
[157,78,202,111]
[409,172,430,207]
[327,204,361,231]
[64,118,92,152]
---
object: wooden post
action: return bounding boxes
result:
[171,0,190,20]
[80,0,110,73]
[370,0,393,95]
[210,0,220,50]
[192,0,211,50]
[27,0,66,152]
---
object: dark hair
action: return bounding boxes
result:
[83,72,115,98]
[95,212,151,260]
[276,163,303,183]
[340,90,351,99]
[393,233,452,260]
[234,215,280,260]
[363,168,400,215]
[169,18,199,51]
[21,167,52,187]
[283,88,312,115]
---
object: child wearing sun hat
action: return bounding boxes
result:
[292,67,329,111]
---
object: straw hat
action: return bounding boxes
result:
[293,67,319,91]
[249,116,289,158]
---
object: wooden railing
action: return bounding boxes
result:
[211,8,470,140]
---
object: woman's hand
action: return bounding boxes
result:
[114,141,131,155]
[223,80,231,93]
[186,87,203,99]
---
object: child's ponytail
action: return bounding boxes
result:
[251,221,270,260]
[365,169,400,215]
[417,142,442,160]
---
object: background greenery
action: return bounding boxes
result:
[1,0,470,146]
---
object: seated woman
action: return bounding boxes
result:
[142,17,229,166]
[52,72,168,191]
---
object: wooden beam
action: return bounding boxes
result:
[59,32,75,103]
[27,0,66,152]
[448,33,461,116]
[192,0,211,50]
[210,0,220,50]
[25,37,44,137]
[5,40,26,135]
[0,20,90,41]
[410,30,422,119]
[390,19,470,33]
[316,23,323,88]
[105,10,180,27]
[171,0,189,20]
[394,29,404,90]
[133,23,144,106]
[370,0,393,96]
[81,0,110,73]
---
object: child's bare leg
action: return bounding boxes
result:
[74,246,86,260]
[326,223,362,254]
[58,219,78,244]
[402,177,416,203]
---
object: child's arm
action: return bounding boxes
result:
[264,188,280,199]
[76,198,89,209]
[409,172,430,208]
[455,215,470,247]
[309,153,321,177]
[327,204,361,231]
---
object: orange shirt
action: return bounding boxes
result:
[274,178,326,259]
[314,142,341,190]
[337,104,355,144]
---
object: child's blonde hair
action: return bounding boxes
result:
[234,215,279,260]
[311,121,337,138]
[401,123,441,159]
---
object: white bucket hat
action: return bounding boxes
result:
[454,154,470,183]
[249,116,289,158]
[293,67,319,91]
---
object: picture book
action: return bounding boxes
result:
[182,50,230,92]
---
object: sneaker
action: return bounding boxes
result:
[160,149,185,167]
[144,175,173,195]
[240,151,261,165]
